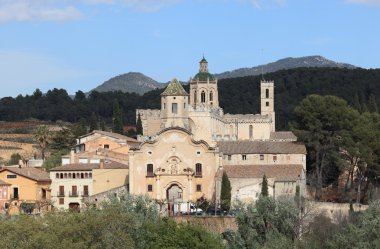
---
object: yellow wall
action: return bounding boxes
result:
[92,169,129,195]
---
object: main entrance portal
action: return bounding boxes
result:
[167,184,183,215]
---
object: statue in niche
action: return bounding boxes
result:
[169,158,179,175]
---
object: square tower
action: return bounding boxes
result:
[260,80,275,131]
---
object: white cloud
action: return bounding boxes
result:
[0,0,180,23]
[345,0,380,5]
[238,0,286,9]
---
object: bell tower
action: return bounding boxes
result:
[189,57,219,108]
[261,80,275,131]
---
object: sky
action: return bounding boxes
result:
[0,0,379,98]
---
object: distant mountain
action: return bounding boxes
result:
[91,72,165,95]
[214,56,357,79]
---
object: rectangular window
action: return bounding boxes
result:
[83,185,89,196]
[147,164,154,177]
[195,163,202,177]
[242,155,247,160]
[12,187,19,199]
[59,198,64,205]
[273,155,277,162]
[196,184,202,192]
[172,103,178,114]
[104,144,109,149]
[266,101,269,107]
[6,175,17,179]
[147,184,153,192]
[228,155,231,161]
[59,186,65,197]
[70,186,78,197]
[260,154,264,160]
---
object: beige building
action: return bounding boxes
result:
[131,57,307,207]
[50,160,128,210]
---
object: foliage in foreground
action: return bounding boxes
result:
[0,194,224,249]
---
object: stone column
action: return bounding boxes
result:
[188,174,193,202]
[156,175,160,200]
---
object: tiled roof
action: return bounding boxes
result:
[0,167,51,182]
[217,141,306,155]
[80,130,138,143]
[270,132,297,141]
[0,179,10,185]
[219,164,303,182]
[49,160,128,172]
[161,78,189,96]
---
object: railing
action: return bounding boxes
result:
[57,191,65,197]
[69,191,79,197]
[82,192,89,197]
[194,172,202,178]
[10,194,19,200]
[146,172,154,177]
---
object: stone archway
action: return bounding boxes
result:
[167,184,183,216]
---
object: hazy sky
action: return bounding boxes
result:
[0,0,379,98]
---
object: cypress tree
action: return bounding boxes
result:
[89,112,98,132]
[220,171,232,211]
[112,99,124,134]
[100,118,106,131]
[261,174,268,197]
[136,113,143,135]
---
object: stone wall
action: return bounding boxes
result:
[172,216,237,234]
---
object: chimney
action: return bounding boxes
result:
[100,159,104,169]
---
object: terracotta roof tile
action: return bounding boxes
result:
[217,141,306,154]
[49,160,128,172]
[270,132,297,141]
[79,130,138,143]
[219,164,303,182]
[0,167,50,182]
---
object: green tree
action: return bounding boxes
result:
[100,118,106,131]
[221,171,232,211]
[136,112,143,135]
[89,112,98,132]
[368,93,378,113]
[261,174,269,197]
[33,125,51,160]
[112,99,124,135]
[8,153,21,165]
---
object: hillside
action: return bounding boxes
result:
[214,55,357,79]
[91,72,165,95]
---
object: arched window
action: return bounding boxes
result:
[81,173,84,179]
[56,173,59,179]
[266,89,269,99]
[194,90,197,103]
[229,125,234,138]
[69,173,72,178]
[209,91,213,101]
[89,173,92,178]
[60,173,63,178]
[201,91,206,103]
[64,173,67,179]
[249,125,253,139]
[85,173,88,178]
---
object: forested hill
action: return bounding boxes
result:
[0,67,379,130]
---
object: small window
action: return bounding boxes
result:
[173,97,176,100]
[242,155,247,160]
[184,103,186,108]
[201,91,206,103]
[164,103,166,109]
[266,101,269,107]
[172,103,178,114]
[273,155,277,162]
[104,144,109,149]
[59,198,64,205]
[89,173,92,178]
[147,164,154,177]
[266,88,269,98]
[196,151,201,155]
[209,91,213,101]
[147,184,153,192]
[196,184,202,192]
[260,154,264,160]
[56,173,59,179]
[228,155,231,161]
[6,175,17,179]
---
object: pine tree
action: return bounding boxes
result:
[368,94,378,113]
[353,93,361,112]
[220,171,232,211]
[261,174,268,197]
[89,112,98,132]
[136,113,143,135]
[112,99,124,134]
[100,118,106,131]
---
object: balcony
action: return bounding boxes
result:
[146,172,154,177]
[194,172,202,178]
[81,192,89,197]
[10,194,19,200]
[57,191,65,197]
[69,191,79,197]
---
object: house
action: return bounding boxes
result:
[0,167,51,214]
[49,159,128,210]
[0,179,10,212]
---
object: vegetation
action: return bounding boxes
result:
[136,112,143,135]
[1,68,380,131]
[261,174,268,197]
[112,99,124,135]
[221,171,232,211]
[0,193,224,249]
[8,153,21,165]
[33,125,50,160]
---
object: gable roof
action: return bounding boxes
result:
[219,164,303,182]
[217,141,306,155]
[161,78,188,96]
[49,160,128,172]
[79,130,138,143]
[270,132,297,141]
[0,167,51,182]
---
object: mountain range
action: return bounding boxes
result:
[90,55,357,95]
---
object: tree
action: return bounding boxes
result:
[8,153,21,165]
[89,112,98,132]
[112,99,124,135]
[136,112,143,135]
[367,94,378,113]
[291,95,357,200]
[221,171,232,211]
[261,174,269,197]
[33,125,50,160]
[100,118,106,131]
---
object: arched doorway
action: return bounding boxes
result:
[167,184,183,215]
